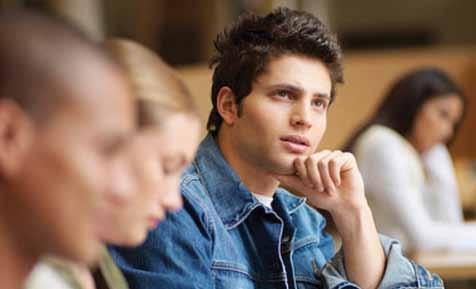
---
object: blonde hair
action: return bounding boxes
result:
[105,38,198,128]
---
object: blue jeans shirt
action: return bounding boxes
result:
[110,135,444,289]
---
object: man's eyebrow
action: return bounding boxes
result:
[314,93,331,100]
[266,83,303,93]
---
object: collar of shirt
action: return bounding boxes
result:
[191,134,306,229]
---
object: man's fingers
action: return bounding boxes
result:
[306,150,350,195]
[284,150,357,196]
[324,151,344,186]
[294,157,310,186]
[305,150,331,192]
[333,152,356,173]
[317,156,336,195]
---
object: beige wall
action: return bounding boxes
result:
[330,0,476,45]
[178,46,476,158]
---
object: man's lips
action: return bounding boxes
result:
[280,135,310,146]
[280,135,310,154]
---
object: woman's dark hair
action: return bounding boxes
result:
[343,67,467,152]
[207,7,343,135]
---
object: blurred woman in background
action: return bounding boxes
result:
[26,39,201,289]
[343,67,476,253]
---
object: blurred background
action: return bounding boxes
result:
[1,0,476,286]
[3,0,473,64]
[2,0,474,144]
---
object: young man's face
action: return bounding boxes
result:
[3,63,134,264]
[228,54,332,175]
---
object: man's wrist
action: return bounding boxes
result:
[330,202,376,241]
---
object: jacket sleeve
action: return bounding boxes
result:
[319,235,444,289]
[109,180,215,289]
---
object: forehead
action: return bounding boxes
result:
[427,94,462,105]
[254,54,332,95]
[423,94,464,120]
[53,59,134,133]
[426,94,463,110]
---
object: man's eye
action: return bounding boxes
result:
[312,99,327,109]
[275,90,291,99]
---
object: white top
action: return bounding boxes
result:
[25,262,73,289]
[353,125,476,252]
[251,192,274,209]
[421,144,464,223]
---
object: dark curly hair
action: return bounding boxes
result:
[207,7,343,135]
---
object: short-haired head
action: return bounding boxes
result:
[207,7,343,135]
[0,9,122,124]
[0,9,136,265]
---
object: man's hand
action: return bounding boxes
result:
[275,150,367,218]
[276,150,385,289]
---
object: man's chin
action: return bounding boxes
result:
[268,159,296,176]
[255,153,298,177]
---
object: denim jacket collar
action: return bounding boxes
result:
[193,134,306,228]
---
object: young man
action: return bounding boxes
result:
[110,8,443,289]
[0,10,135,289]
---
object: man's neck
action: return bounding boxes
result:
[217,131,279,197]
[0,207,37,289]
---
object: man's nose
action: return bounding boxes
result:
[290,102,312,129]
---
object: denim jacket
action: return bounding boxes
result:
[110,135,444,289]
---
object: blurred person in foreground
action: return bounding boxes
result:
[25,39,201,289]
[0,10,135,289]
[344,67,476,253]
[110,7,443,289]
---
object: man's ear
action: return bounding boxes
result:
[0,99,34,178]
[216,87,240,126]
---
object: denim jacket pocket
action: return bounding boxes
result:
[294,259,323,289]
[212,261,256,289]
[292,238,347,289]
